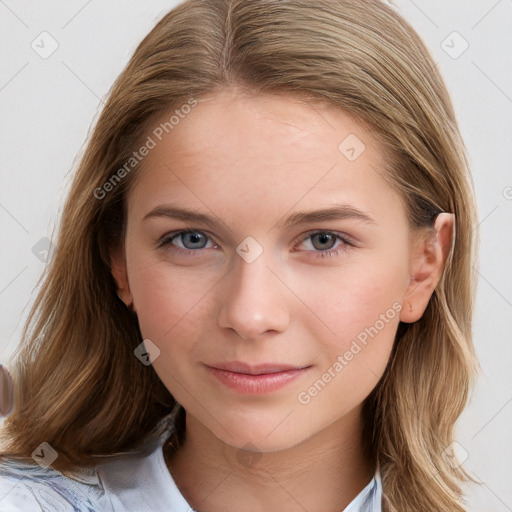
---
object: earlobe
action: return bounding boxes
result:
[110,244,134,310]
[400,213,455,323]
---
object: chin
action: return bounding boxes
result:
[203,409,314,453]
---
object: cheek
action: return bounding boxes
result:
[127,256,215,342]
[298,278,401,413]
[298,249,406,403]
[127,260,216,397]
[306,250,406,340]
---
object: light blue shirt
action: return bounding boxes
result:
[0,416,382,511]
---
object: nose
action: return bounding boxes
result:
[217,251,290,341]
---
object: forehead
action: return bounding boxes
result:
[149,89,377,165]
[128,89,403,229]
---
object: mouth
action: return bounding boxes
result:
[204,361,312,394]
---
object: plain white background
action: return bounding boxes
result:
[0,1,511,510]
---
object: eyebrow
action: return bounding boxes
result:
[143,204,376,230]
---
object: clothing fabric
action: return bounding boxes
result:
[0,413,382,511]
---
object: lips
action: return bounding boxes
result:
[207,361,309,375]
[205,361,311,394]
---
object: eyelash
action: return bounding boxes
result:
[157,229,355,260]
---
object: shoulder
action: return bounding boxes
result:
[0,458,108,511]
[0,411,179,512]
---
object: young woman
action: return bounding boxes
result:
[0,0,479,510]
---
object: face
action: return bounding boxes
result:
[112,88,442,452]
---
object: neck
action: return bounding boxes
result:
[165,406,375,512]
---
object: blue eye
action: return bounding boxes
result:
[159,230,214,252]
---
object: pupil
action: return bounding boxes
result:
[184,233,205,249]
[314,233,334,250]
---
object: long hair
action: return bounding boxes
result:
[0,1,479,510]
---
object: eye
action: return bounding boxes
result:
[158,229,216,253]
[297,231,354,259]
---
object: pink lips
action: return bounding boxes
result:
[205,362,311,395]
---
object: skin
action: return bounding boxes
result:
[111,87,454,512]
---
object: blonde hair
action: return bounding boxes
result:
[0,1,479,510]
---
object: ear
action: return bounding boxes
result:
[110,242,134,310]
[400,213,455,323]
